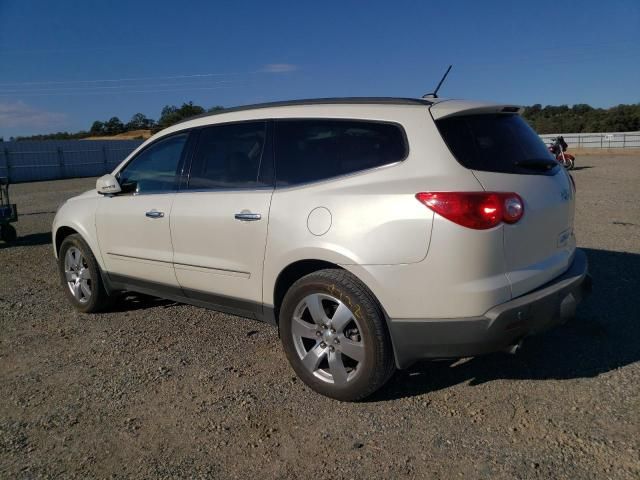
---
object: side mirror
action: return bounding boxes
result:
[96,174,121,195]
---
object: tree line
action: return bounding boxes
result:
[6,102,224,141]
[86,102,225,137]
[4,101,639,142]
[522,103,640,134]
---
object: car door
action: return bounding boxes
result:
[170,121,274,317]
[95,132,189,288]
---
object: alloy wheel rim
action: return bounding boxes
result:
[64,247,92,304]
[291,293,365,386]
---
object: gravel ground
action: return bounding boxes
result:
[1,156,639,479]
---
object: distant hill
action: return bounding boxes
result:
[83,129,152,141]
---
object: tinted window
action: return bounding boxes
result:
[274,120,407,186]
[118,133,187,193]
[436,114,559,175]
[188,122,267,189]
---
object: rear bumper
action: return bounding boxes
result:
[388,248,591,369]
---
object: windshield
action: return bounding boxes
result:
[435,113,559,175]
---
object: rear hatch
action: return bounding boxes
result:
[431,101,576,297]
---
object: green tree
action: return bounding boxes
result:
[90,120,105,135]
[104,117,125,135]
[178,101,205,118]
[126,113,155,131]
[156,102,205,130]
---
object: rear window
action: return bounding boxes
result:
[274,119,407,186]
[436,114,559,175]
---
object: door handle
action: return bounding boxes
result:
[234,212,262,221]
[145,210,165,219]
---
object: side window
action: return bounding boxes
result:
[274,119,407,186]
[118,133,188,194]
[187,121,267,190]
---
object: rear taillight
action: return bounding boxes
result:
[415,192,524,230]
[502,194,524,224]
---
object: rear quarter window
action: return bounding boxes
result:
[274,119,407,186]
[436,114,559,175]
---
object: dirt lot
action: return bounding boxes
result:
[1,155,639,479]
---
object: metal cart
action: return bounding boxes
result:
[0,177,18,242]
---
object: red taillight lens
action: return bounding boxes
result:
[416,192,524,229]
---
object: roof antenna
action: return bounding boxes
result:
[423,65,452,99]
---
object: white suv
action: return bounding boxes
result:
[53,97,590,400]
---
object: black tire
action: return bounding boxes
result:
[58,234,111,313]
[279,269,395,401]
[0,224,17,242]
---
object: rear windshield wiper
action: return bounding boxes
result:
[514,159,558,170]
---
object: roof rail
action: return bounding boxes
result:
[175,97,432,125]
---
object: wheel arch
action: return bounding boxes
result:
[53,223,115,296]
[53,222,106,273]
[54,225,79,258]
[270,259,389,326]
[272,259,343,323]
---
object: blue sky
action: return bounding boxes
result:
[1,0,638,137]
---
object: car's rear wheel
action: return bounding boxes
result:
[58,234,111,313]
[279,269,395,401]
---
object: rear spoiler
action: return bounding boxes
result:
[429,99,523,120]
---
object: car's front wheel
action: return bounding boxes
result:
[279,269,395,401]
[58,234,111,313]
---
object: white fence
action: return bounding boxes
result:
[538,131,640,149]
